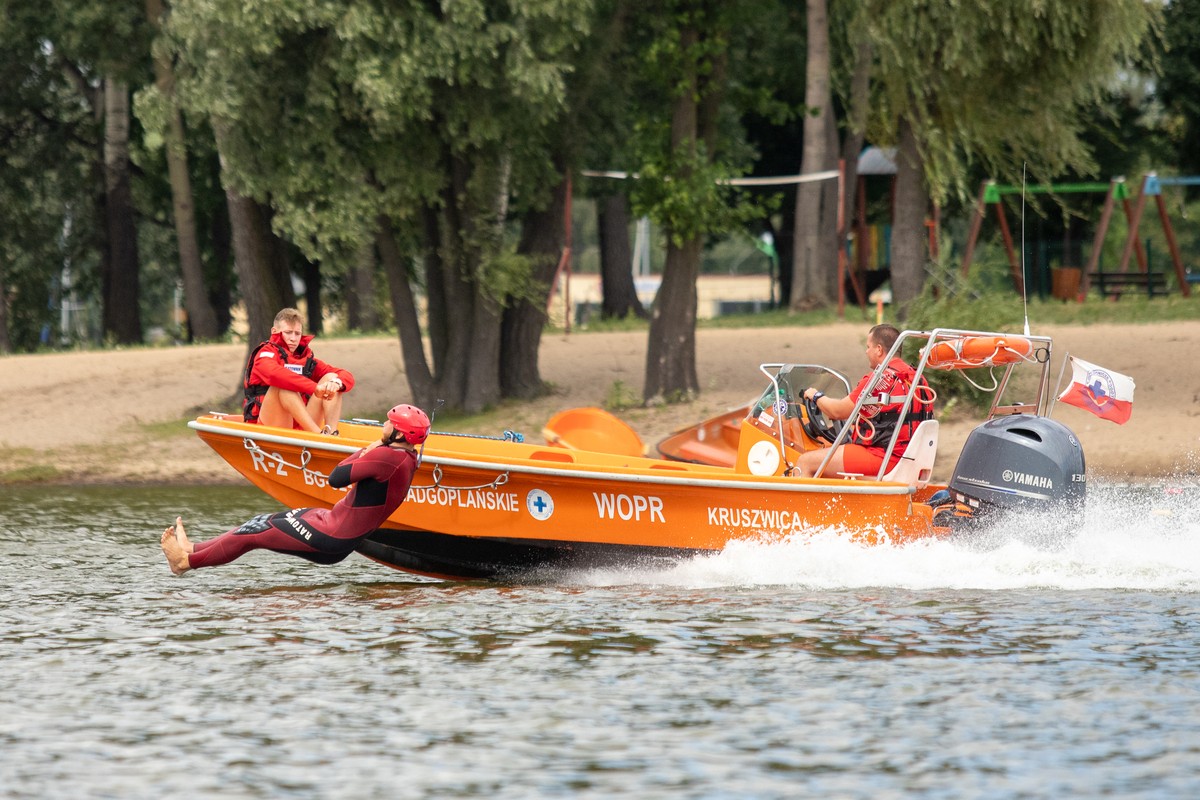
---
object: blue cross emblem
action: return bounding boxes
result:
[526,489,554,521]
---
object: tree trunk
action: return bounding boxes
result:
[346,238,379,331]
[224,189,286,347]
[378,214,436,407]
[838,36,872,307]
[207,150,234,335]
[299,253,322,334]
[271,230,298,311]
[598,192,645,319]
[216,120,288,349]
[644,26,704,404]
[818,96,840,299]
[789,0,835,312]
[145,0,219,341]
[452,154,503,413]
[427,163,473,408]
[422,204,448,386]
[773,192,796,308]
[0,266,10,354]
[501,174,567,399]
[463,290,503,413]
[101,79,142,344]
[643,237,701,403]
[890,116,928,316]
[410,151,506,414]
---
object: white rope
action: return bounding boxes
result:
[926,342,1040,371]
[581,169,839,186]
[240,438,511,492]
[242,438,329,481]
[410,464,511,492]
[958,368,1002,393]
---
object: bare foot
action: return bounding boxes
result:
[161,526,191,576]
[173,516,194,554]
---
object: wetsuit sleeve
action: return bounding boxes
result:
[250,348,319,394]
[328,446,368,488]
[328,464,353,488]
[311,359,355,393]
[328,446,405,488]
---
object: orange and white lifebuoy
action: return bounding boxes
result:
[925,336,1033,370]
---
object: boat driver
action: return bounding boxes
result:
[793,324,934,479]
[160,404,430,575]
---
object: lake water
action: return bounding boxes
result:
[2,482,1200,799]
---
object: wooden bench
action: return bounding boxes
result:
[1088,270,1170,299]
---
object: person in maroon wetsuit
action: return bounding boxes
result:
[160,404,430,575]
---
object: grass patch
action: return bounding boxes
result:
[550,287,1200,334]
[603,380,641,411]
[1023,291,1200,325]
[426,400,537,437]
[563,314,650,334]
[140,417,198,440]
[915,254,1200,331]
[0,464,63,484]
[549,304,868,335]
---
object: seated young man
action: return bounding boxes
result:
[242,307,355,434]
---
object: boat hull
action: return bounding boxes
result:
[190,414,940,580]
[357,528,708,581]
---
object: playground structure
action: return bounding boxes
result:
[1118,173,1196,298]
[838,147,942,315]
[960,175,1195,300]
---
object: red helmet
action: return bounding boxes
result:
[387,404,431,445]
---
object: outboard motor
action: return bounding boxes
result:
[945,416,1086,523]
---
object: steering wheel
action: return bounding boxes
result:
[801,396,843,445]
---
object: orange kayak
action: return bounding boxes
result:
[543,407,647,457]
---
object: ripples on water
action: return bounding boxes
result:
[1,482,1199,798]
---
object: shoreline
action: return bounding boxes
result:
[3,321,1198,486]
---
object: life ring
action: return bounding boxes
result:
[926,336,1033,370]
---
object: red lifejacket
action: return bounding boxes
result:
[850,358,934,456]
[242,341,316,423]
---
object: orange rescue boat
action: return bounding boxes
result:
[190,327,1086,580]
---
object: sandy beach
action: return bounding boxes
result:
[2,320,1197,485]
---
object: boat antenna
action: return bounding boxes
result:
[1020,163,1031,336]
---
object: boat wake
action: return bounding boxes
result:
[567,482,1200,592]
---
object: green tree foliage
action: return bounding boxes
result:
[0,15,95,351]
[0,0,173,350]
[864,0,1159,204]
[859,0,1160,313]
[1160,0,1200,182]
[166,0,591,412]
[168,0,584,261]
[0,0,1191,372]
[626,0,772,403]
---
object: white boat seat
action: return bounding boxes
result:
[881,419,939,489]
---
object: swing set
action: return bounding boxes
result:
[959,175,1195,300]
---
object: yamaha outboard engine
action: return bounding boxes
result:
[946,416,1086,522]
